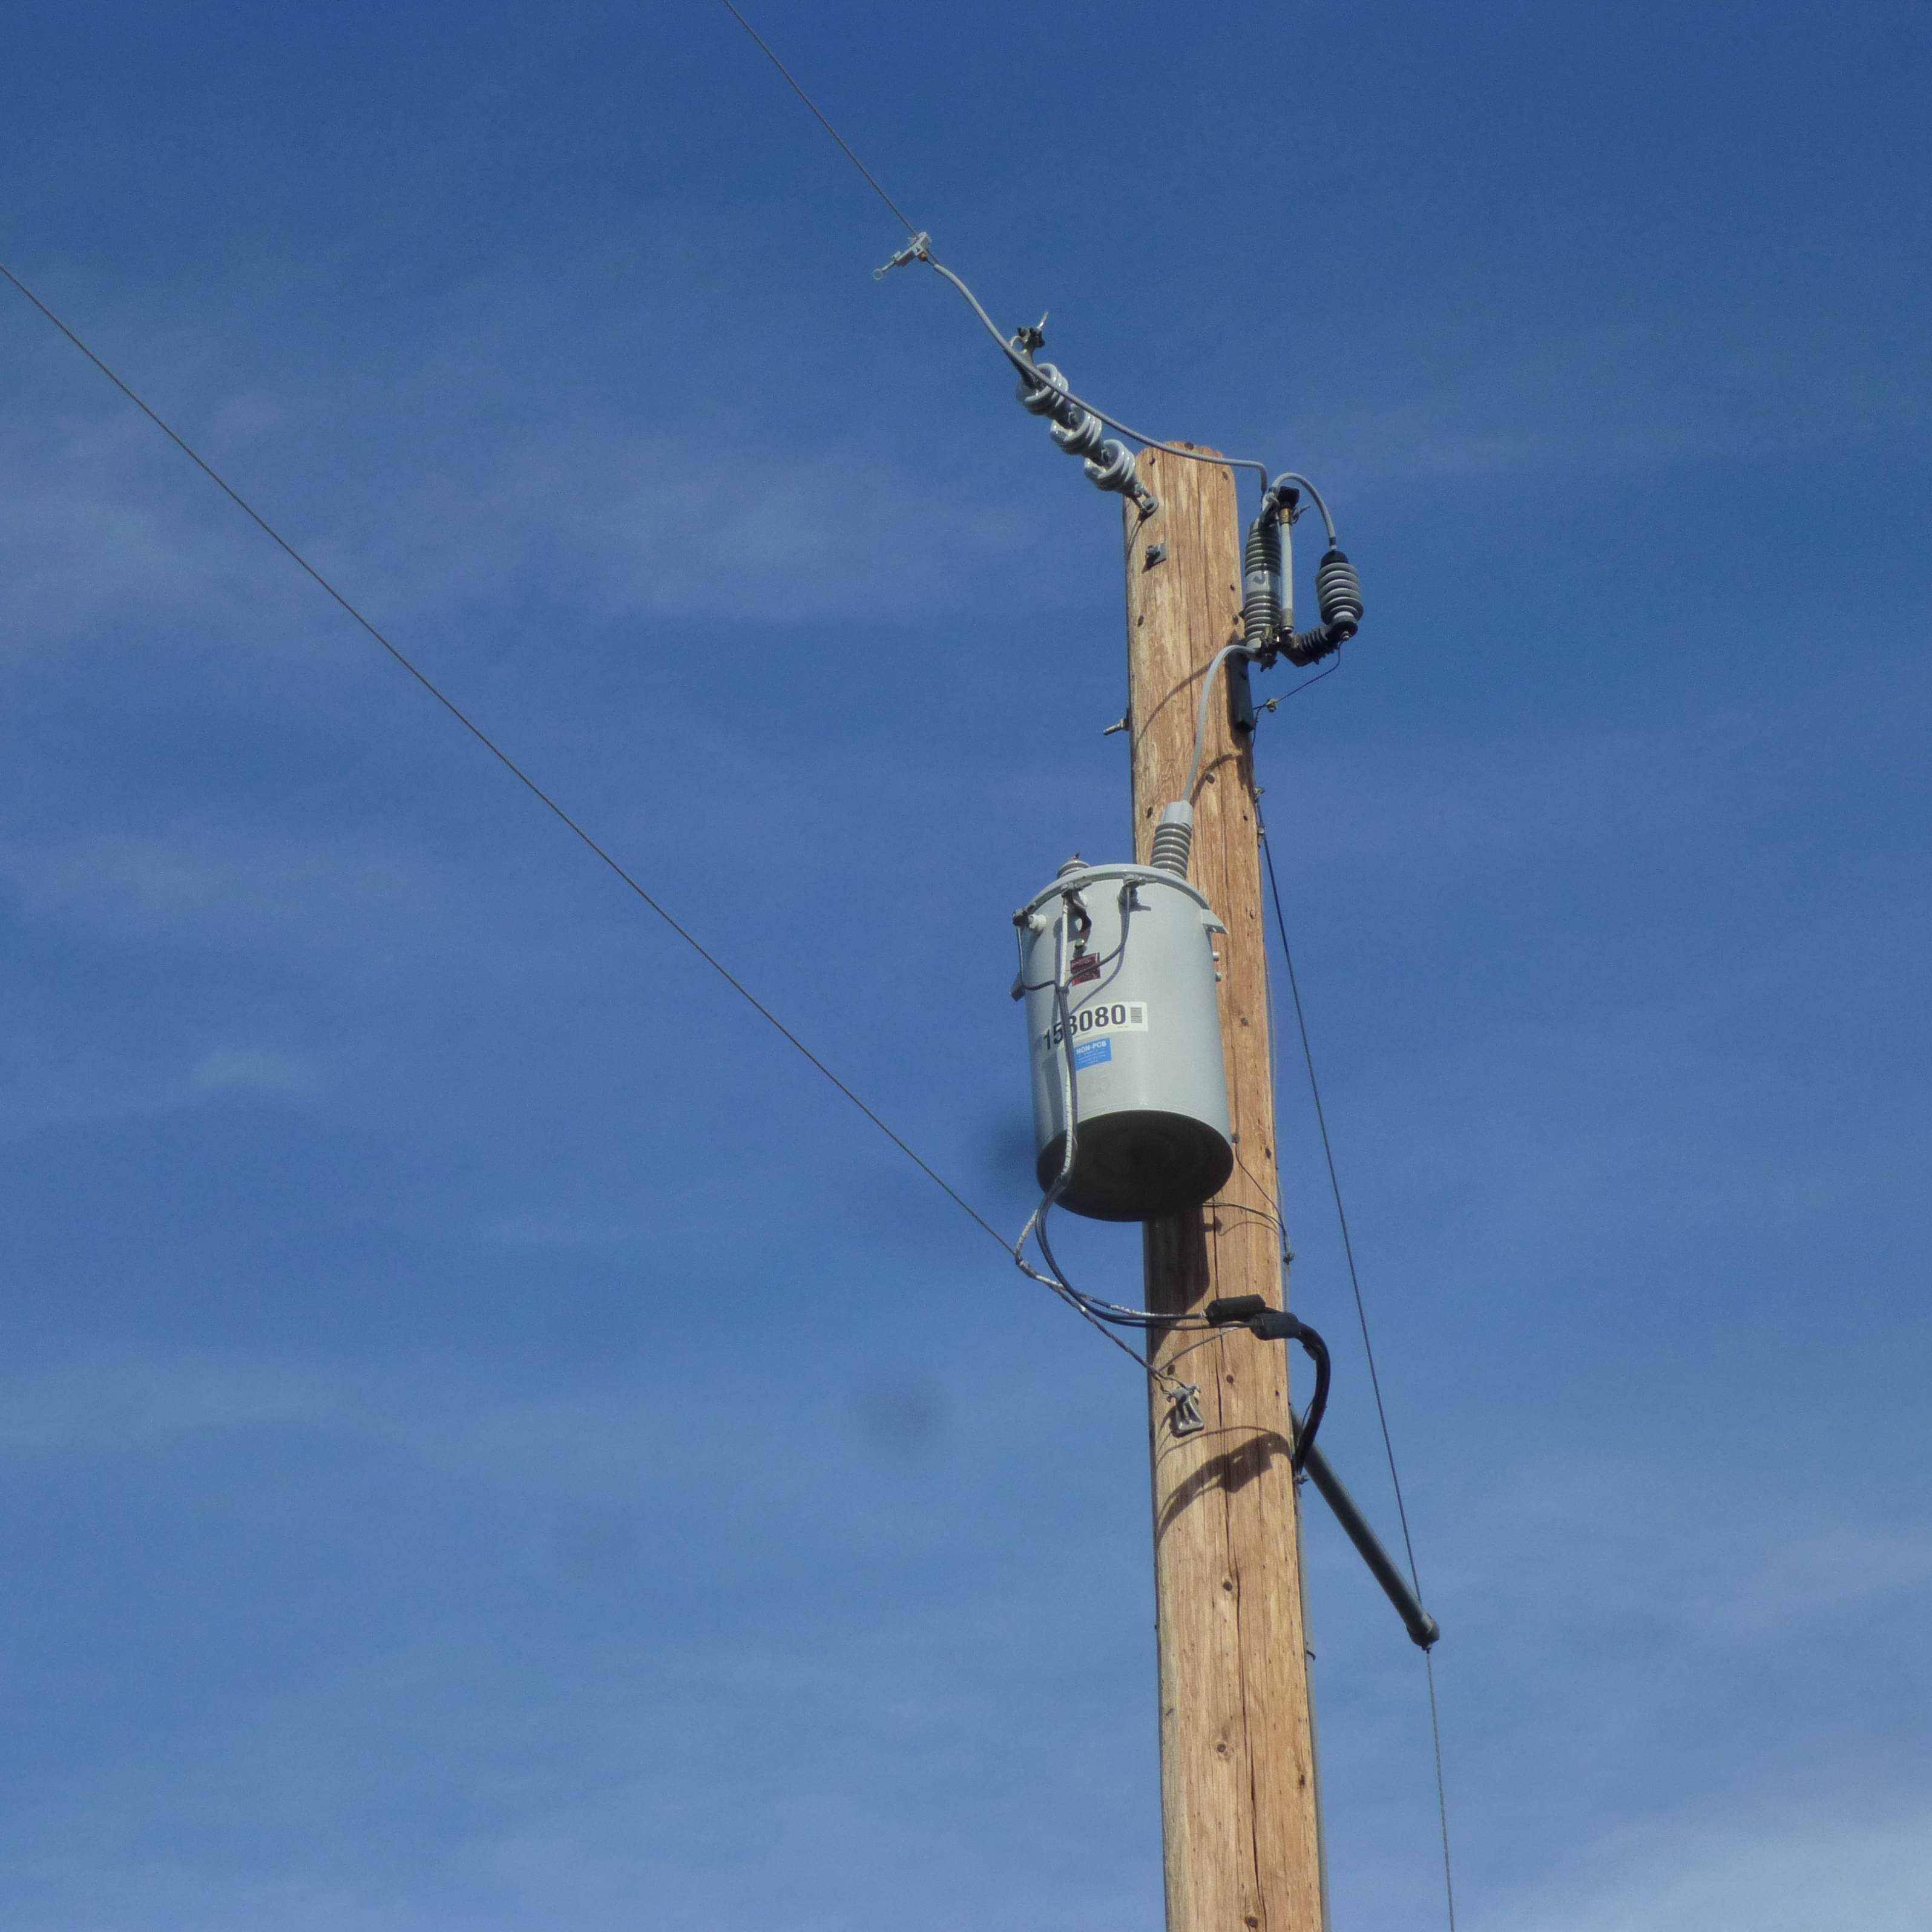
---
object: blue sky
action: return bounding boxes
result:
[1,2,1928,1927]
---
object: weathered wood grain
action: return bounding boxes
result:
[1125,447,1323,1932]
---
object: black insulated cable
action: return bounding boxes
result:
[1296,1430,1441,1652]
[1205,1296,1332,1470]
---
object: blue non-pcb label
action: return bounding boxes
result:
[1073,1037,1113,1071]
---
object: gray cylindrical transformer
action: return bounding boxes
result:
[1016,859,1233,1222]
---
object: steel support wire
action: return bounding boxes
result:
[1255,795,1459,1932]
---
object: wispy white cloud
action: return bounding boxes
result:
[0,1034,338,1137]
[1465,1451,1932,1647]
[0,1351,677,1488]
[0,1355,323,1455]
[0,282,1080,679]
[1491,1802,1932,1932]
[183,1043,329,1100]
[0,823,455,962]
[1282,315,1931,491]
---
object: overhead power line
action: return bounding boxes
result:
[0,255,1009,1264]
[712,0,1276,501]
[713,0,919,234]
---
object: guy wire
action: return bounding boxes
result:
[1426,1651,1459,1932]
[1256,795,1423,1585]
[1255,794,1458,1932]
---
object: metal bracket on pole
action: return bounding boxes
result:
[1226,652,1257,736]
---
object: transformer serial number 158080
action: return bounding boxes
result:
[1039,1000,1149,1054]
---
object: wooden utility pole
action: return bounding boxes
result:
[1123,446,1324,1932]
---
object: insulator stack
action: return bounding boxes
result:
[1051,411,1107,460]
[1243,515,1283,661]
[1315,548,1362,637]
[1017,362,1071,415]
[1149,801,1195,878]
[1014,352,1157,513]
[1281,547,1364,665]
[1083,439,1139,494]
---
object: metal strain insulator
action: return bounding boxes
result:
[1243,514,1283,660]
[1017,360,1070,416]
[1051,410,1107,460]
[1150,801,1194,877]
[1083,439,1139,495]
[1315,548,1362,637]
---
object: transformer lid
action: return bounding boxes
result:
[1016,859,1215,923]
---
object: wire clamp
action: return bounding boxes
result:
[1167,1382,1206,1439]
[873,232,933,280]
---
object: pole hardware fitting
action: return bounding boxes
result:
[873,232,933,279]
[1205,1296,1331,1471]
[1143,543,1168,569]
[1167,1382,1206,1439]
